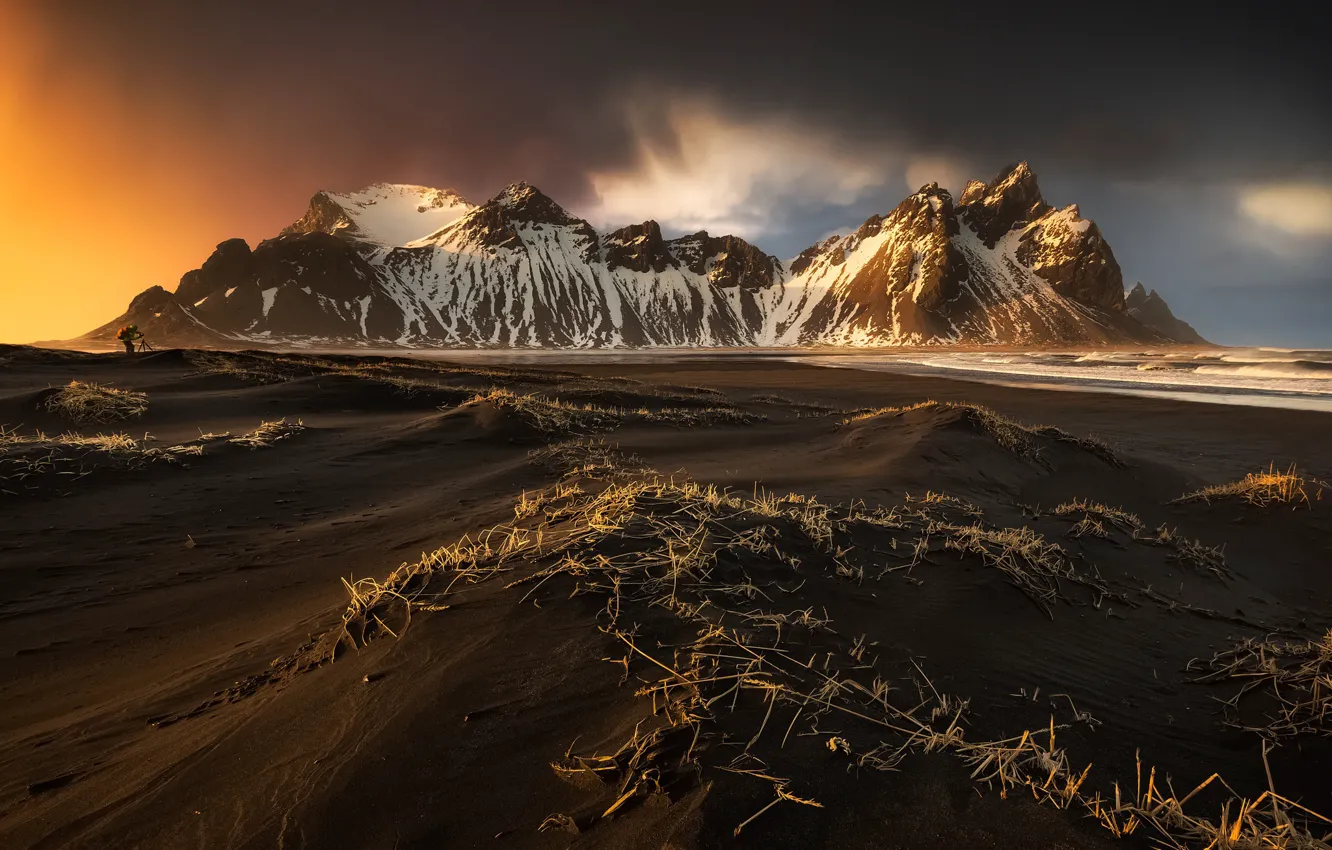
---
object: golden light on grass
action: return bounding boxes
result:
[315,445,1330,846]
[228,418,306,449]
[1177,464,1323,509]
[42,380,148,425]
[0,415,303,497]
[0,426,203,497]
[1051,499,1143,534]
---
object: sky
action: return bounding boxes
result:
[2,0,1330,346]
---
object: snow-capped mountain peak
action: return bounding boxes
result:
[283,183,474,247]
[89,162,1204,348]
[960,162,1052,245]
[411,182,601,260]
[484,181,582,225]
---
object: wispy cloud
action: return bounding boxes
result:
[583,101,895,240]
[1238,182,1332,237]
[903,155,970,194]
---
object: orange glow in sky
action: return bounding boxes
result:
[0,5,309,344]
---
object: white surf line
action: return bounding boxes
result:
[790,355,1332,413]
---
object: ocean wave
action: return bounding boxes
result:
[1194,361,1332,379]
[839,350,1332,398]
[1073,352,1141,364]
[1216,348,1332,364]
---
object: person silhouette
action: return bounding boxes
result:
[117,324,144,355]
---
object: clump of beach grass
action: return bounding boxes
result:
[465,388,761,436]
[636,405,764,427]
[1026,426,1122,468]
[530,439,655,480]
[1191,629,1332,740]
[1070,742,1330,848]
[842,401,1037,455]
[750,393,837,416]
[229,418,305,449]
[332,362,476,399]
[1,427,201,464]
[465,388,625,435]
[1051,499,1144,535]
[924,520,1094,617]
[42,381,148,425]
[1176,464,1323,509]
[841,401,1120,466]
[0,426,205,496]
[1151,524,1230,578]
[185,350,309,384]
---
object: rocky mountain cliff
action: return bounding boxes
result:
[84,163,1203,348]
[1125,282,1206,343]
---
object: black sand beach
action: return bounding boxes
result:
[2,346,1329,849]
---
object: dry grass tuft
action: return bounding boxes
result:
[1176,464,1324,509]
[842,401,1037,455]
[0,426,205,496]
[189,350,485,399]
[1192,629,1332,740]
[1027,426,1123,468]
[549,721,700,825]
[185,350,313,384]
[42,381,148,424]
[1,415,306,495]
[229,418,306,449]
[1151,525,1230,579]
[1083,745,1330,847]
[466,388,762,436]
[656,383,728,399]
[1051,499,1144,535]
[468,388,625,435]
[841,401,1120,466]
[529,439,655,480]
[904,490,983,517]
[750,394,837,416]
[636,405,764,428]
[924,520,1098,617]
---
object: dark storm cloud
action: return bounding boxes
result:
[34,0,1331,200]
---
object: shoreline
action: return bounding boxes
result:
[13,342,1332,412]
[789,355,1332,412]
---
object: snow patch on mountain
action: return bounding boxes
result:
[331,183,473,246]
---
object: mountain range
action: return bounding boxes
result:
[84,162,1205,348]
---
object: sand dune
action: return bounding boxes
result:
[1,346,1329,849]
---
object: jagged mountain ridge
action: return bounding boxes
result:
[1125,282,1206,344]
[85,162,1203,347]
